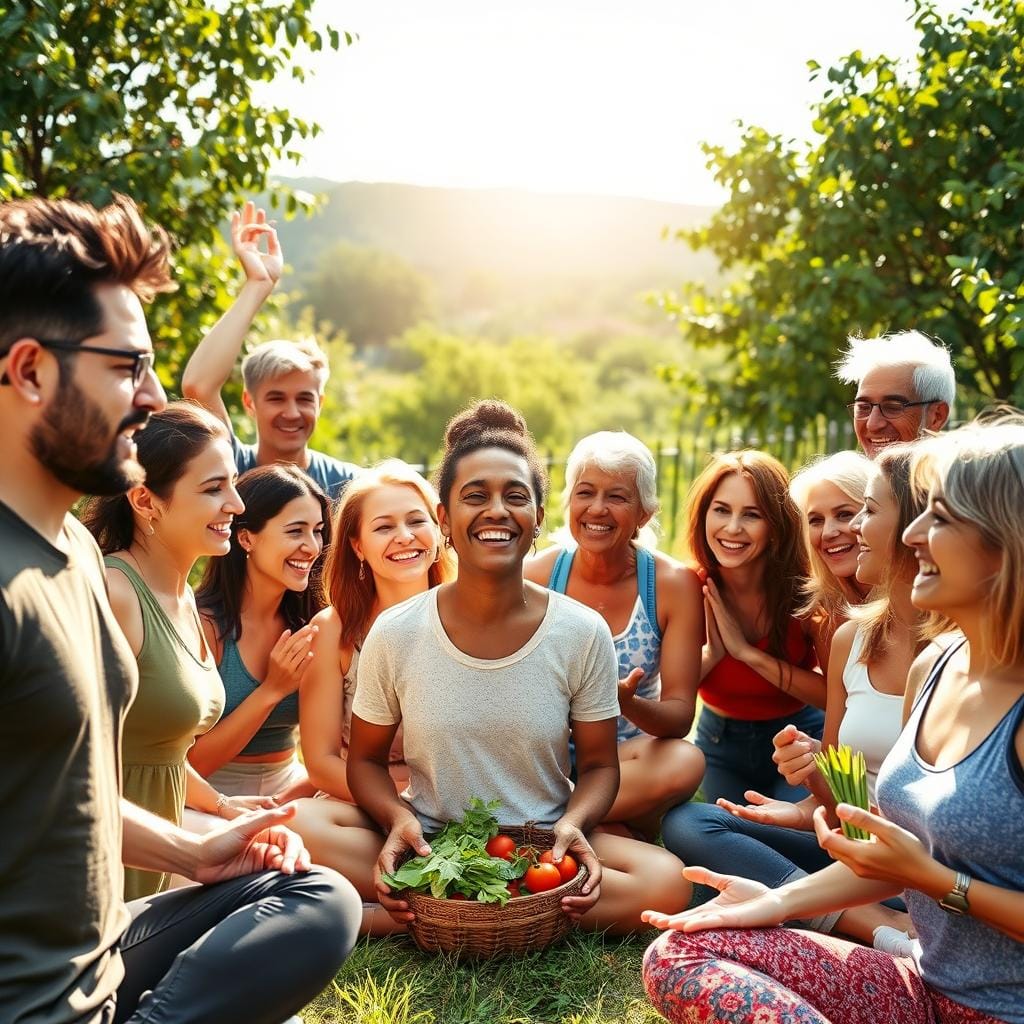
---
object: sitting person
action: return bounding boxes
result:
[661,446,924,947]
[789,449,872,666]
[686,451,825,806]
[525,430,705,839]
[186,463,332,815]
[336,401,692,934]
[81,402,278,899]
[0,192,359,1024]
[641,420,1024,1024]
[181,202,359,499]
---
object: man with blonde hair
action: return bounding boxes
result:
[834,331,955,459]
[183,203,358,498]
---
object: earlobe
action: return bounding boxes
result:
[3,340,50,404]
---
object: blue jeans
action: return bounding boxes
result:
[694,704,825,806]
[661,801,830,889]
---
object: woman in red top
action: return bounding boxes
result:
[688,451,824,804]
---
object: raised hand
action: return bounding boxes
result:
[772,723,821,787]
[264,623,318,700]
[717,790,814,831]
[231,200,283,286]
[642,866,787,932]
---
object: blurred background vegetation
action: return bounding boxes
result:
[1,0,1021,551]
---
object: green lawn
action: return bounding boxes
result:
[303,930,666,1024]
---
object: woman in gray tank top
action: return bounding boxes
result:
[641,418,1024,1024]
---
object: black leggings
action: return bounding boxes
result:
[113,867,360,1024]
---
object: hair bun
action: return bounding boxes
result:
[443,399,527,450]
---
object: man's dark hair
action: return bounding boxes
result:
[0,193,175,351]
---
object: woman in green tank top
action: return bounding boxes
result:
[81,402,275,899]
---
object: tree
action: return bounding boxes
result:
[661,0,1024,427]
[0,0,348,385]
[303,242,435,348]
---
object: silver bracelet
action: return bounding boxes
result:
[214,793,230,815]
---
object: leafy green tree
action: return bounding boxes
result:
[662,0,1024,426]
[0,0,347,385]
[303,242,435,348]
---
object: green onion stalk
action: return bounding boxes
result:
[814,745,871,841]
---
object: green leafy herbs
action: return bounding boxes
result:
[814,744,871,841]
[381,799,530,905]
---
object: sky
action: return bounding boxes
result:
[271,1,942,206]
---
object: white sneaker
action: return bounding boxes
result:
[872,925,918,958]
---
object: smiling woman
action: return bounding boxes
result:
[80,401,247,899]
[343,400,691,935]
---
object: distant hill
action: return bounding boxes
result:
[246,179,720,345]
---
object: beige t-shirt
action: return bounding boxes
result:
[353,587,619,832]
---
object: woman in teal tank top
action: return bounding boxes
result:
[525,431,705,840]
[81,402,274,899]
[190,463,332,808]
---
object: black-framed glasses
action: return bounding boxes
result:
[846,398,938,421]
[36,339,155,387]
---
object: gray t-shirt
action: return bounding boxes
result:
[353,588,619,832]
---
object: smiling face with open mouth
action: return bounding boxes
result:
[903,487,1002,618]
[149,438,244,561]
[242,493,325,593]
[803,480,861,582]
[704,472,770,570]
[441,447,542,576]
[245,368,321,460]
[353,482,440,585]
[849,466,901,587]
[569,465,649,554]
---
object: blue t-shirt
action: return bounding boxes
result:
[231,432,359,501]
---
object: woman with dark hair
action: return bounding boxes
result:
[81,400,266,899]
[640,422,1024,1024]
[346,400,691,933]
[683,450,824,806]
[187,463,331,809]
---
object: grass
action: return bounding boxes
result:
[302,931,666,1024]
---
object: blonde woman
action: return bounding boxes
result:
[790,450,873,667]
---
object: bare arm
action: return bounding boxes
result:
[618,559,703,737]
[297,608,354,800]
[105,561,144,658]
[180,204,281,427]
[562,717,620,832]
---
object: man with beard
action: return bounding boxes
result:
[0,194,361,1024]
[834,331,955,459]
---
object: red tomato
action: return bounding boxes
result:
[523,863,562,893]
[486,834,518,861]
[539,850,579,883]
[506,881,522,898]
[448,892,468,900]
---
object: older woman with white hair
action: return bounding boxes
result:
[525,431,705,839]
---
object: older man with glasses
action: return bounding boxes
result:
[834,331,955,459]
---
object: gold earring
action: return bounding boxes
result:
[146,518,155,536]
[358,559,365,581]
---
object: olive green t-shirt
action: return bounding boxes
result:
[0,501,137,1023]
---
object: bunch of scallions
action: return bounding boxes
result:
[814,744,871,840]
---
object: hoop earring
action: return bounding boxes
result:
[358,559,366,581]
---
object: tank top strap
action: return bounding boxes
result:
[910,636,968,714]
[104,555,170,624]
[548,547,574,593]
[635,546,660,640]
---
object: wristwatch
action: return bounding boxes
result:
[938,870,971,915]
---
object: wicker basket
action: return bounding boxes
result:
[402,823,586,957]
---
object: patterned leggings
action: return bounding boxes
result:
[643,927,1002,1024]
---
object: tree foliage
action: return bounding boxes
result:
[304,242,435,348]
[662,0,1024,426]
[0,0,347,385]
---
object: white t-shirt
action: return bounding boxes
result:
[353,587,619,832]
